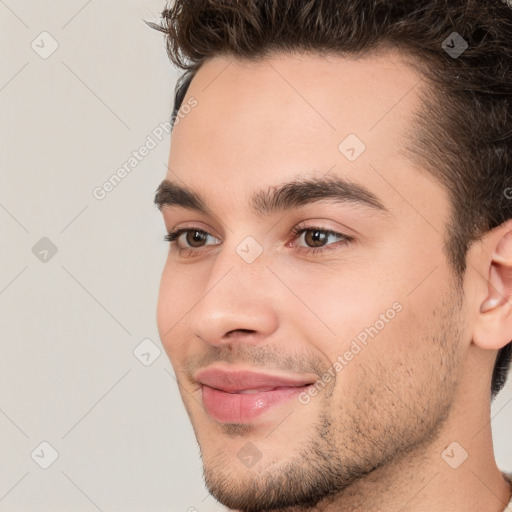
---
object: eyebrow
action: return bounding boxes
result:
[154,175,388,217]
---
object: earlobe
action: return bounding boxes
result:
[473,225,512,351]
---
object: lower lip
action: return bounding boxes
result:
[201,385,311,423]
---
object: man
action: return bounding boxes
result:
[149,1,512,510]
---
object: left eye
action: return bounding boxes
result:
[290,226,352,253]
[294,228,347,248]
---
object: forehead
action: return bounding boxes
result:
[177,48,423,135]
[166,49,435,218]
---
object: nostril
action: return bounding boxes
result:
[227,329,255,336]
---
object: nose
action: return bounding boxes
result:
[187,253,279,348]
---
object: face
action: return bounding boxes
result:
[156,50,471,511]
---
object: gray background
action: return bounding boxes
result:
[0,1,511,511]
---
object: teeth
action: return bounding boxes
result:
[236,387,276,394]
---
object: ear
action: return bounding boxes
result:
[472,221,512,351]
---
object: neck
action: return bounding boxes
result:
[297,367,512,512]
[311,428,510,512]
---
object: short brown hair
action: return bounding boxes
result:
[147,0,512,399]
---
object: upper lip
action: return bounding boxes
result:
[195,367,316,393]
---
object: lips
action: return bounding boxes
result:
[196,367,315,423]
[196,368,315,392]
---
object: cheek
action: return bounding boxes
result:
[276,262,404,355]
[328,299,442,416]
[156,264,194,359]
[281,252,452,376]
[340,272,458,390]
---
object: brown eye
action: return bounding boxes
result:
[290,225,353,255]
[164,228,221,255]
[304,229,329,248]
[186,230,208,248]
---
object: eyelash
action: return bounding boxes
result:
[164,224,354,258]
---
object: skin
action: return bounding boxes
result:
[156,49,512,512]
